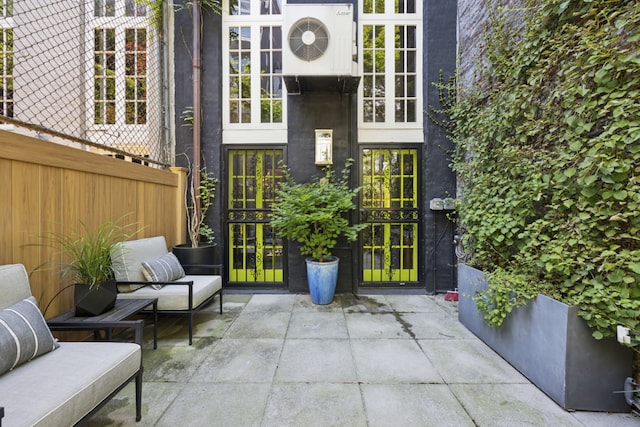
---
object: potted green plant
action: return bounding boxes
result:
[37,219,135,316]
[172,164,219,271]
[270,159,365,304]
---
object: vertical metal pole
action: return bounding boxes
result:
[192,0,202,228]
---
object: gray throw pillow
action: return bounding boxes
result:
[141,252,186,289]
[0,296,60,375]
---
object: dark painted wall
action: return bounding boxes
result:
[174,3,224,264]
[285,92,359,294]
[422,1,458,293]
[174,1,459,293]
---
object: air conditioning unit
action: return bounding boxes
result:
[283,3,356,76]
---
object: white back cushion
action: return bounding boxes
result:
[111,236,169,283]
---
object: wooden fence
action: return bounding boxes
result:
[0,130,187,316]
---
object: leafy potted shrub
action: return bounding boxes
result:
[270,159,365,304]
[37,219,135,316]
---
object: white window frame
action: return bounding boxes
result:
[222,0,287,145]
[358,0,423,143]
[84,0,158,149]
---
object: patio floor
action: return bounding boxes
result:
[86,294,639,426]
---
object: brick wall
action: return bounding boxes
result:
[457,0,528,92]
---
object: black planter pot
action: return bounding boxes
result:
[74,279,117,317]
[172,243,217,274]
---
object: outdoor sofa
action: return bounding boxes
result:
[111,236,223,345]
[0,264,142,426]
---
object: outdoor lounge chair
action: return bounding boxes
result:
[111,236,223,345]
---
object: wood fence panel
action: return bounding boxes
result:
[0,130,186,317]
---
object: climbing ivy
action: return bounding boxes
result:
[441,0,640,341]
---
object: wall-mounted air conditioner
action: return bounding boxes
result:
[283,3,356,76]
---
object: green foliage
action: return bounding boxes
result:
[270,160,366,262]
[441,0,640,340]
[36,219,137,286]
[187,167,218,247]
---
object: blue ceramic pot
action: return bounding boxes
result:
[305,256,339,305]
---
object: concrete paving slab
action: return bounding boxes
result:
[361,384,475,427]
[223,311,290,338]
[571,410,640,426]
[293,294,344,312]
[86,381,186,427]
[262,383,368,427]
[157,383,271,427]
[345,312,413,338]
[275,338,357,383]
[398,311,476,339]
[385,294,446,313]
[190,338,283,383]
[192,312,236,338]
[85,295,639,426]
[286,311,349,339]
[450,383,584,426]
[351,338,443,384]
[340,294,394,313]
[141,339,217,382]
[242,293,296,312]
[420,338,529,384]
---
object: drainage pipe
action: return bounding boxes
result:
[192,0,202,216]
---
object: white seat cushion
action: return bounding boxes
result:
[0,341,140,427]
[116,275,222,311]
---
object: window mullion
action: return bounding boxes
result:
[115,25,126,125]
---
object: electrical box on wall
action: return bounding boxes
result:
[430,198,456,211]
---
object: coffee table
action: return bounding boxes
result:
[47,298,158,349]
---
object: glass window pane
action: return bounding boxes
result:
[395,100,404,122]
[273,27,282,49]
[272,100,282,122]
[375,50,385,72]
[407,51,416,73]
[395,51,404,73]
[395,76,405,97]
[407,26,416,48]
[375,100,385,122]
[406,75,415,97]
[241,100,251,122]
[407,100,416,122]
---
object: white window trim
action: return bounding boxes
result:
[222,0,287,145]
[357,2,423,143]
[84,2,157,147]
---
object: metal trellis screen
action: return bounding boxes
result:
[0,0,170,166]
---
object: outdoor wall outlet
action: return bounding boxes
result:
[617,325,631,344]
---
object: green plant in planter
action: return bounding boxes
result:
[186,165,218,247]
[36,219,137,287]
[270,159,365,262]
[433,0,640,342]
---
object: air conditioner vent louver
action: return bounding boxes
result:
[288,18,329,62]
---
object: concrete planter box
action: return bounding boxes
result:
[458,263,632,412]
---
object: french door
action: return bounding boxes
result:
[360,148,420,286]
[227,149,284,285]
